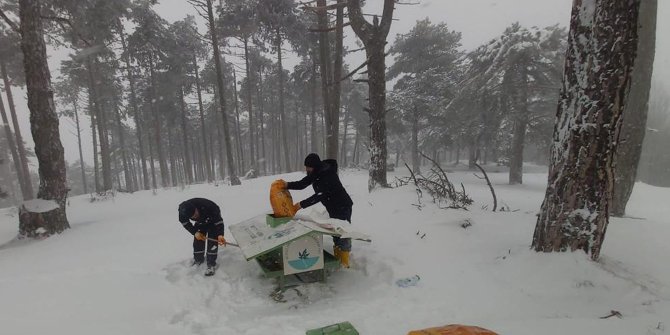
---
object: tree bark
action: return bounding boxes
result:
[0,60,33,199]
[411,105,420,174]
[146,117,157,189]
[73,99,87,194]
[276,28,291,172]
[316,0,334,160]
[340,107,350,165]
[87,59,112,191]
[114,106,132,191]
[18,0,69,235]
[193,55,213,182]
[89,96,100,192]
[179,87,193,184]
[310,52,319,153]
[532,0,641,261]
[347,0,394,190]
[258,66,267,175]
[331,0,345,158]
[243,37,256,172]
[611,0,657,217]
[148,56,169,187]
[204,0,240,185]
[509,64,530,185]
[0,91,27,198]
[117,20,149,190]
[232,70,244,173]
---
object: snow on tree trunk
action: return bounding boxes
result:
[367,46,389,190]
[347,0,395,191]
[611,0,657,217]
[18,0,70,236]
[532,0,641,261]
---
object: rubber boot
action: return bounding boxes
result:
[339,250,350,268]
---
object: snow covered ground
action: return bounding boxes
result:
[0,168,668,335]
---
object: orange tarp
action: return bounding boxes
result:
[408,324,498,335]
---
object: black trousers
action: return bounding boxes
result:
[328,206,352,251]
[193,226,219,266]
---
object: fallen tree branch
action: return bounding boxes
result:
[473,163,497,212]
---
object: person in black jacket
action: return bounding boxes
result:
[280,153,354,268]
[178,198,227,276]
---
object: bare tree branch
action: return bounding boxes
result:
[308,21,350,33]
[473,163,497,212]
[0,9,19,33]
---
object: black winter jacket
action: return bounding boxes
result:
[287,159,353,216]
[178,198,225,236]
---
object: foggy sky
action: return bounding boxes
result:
[4,0,670,167]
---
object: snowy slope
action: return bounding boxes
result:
[0,169,667,335]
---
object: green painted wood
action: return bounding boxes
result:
[306,322,359,335]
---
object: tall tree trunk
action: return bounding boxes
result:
[89,99,100,193]
[243,37,256,172]
[18,0,69,235]
[73,99,87,194]
[148,56,169,187]
[316,0,334,159]
[258,66,267,175]
[206,0,240,185]
[455,141,461,165]
[310,53,319,153]
[331,0,345,158]
[179,87,193,184]
[532,0,641,261]
[114,106,132,192]
[87,59,112,191]
[611,0,657,217]
[352,128,360,166]
[167,124,178,187]
[340,107,350,165]
[347,0,395,190]
[276,28,291,172]
[193,56,213,182]
[0,60,33,199]
[214,99,225,179]
[508,116,527,185]
[117,20,149,190]
[232,70,244,173]
[0,91,27,199]
[509,66,529,185]
[411,105,420,174]
[147,124,157,189]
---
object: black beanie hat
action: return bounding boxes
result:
[304,153,321,168]
[178,201,196,223]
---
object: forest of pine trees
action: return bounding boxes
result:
[0,0,663,253]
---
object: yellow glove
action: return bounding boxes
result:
[293,202,302,213]
[194,232,206,241]
[217,235,227,246]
